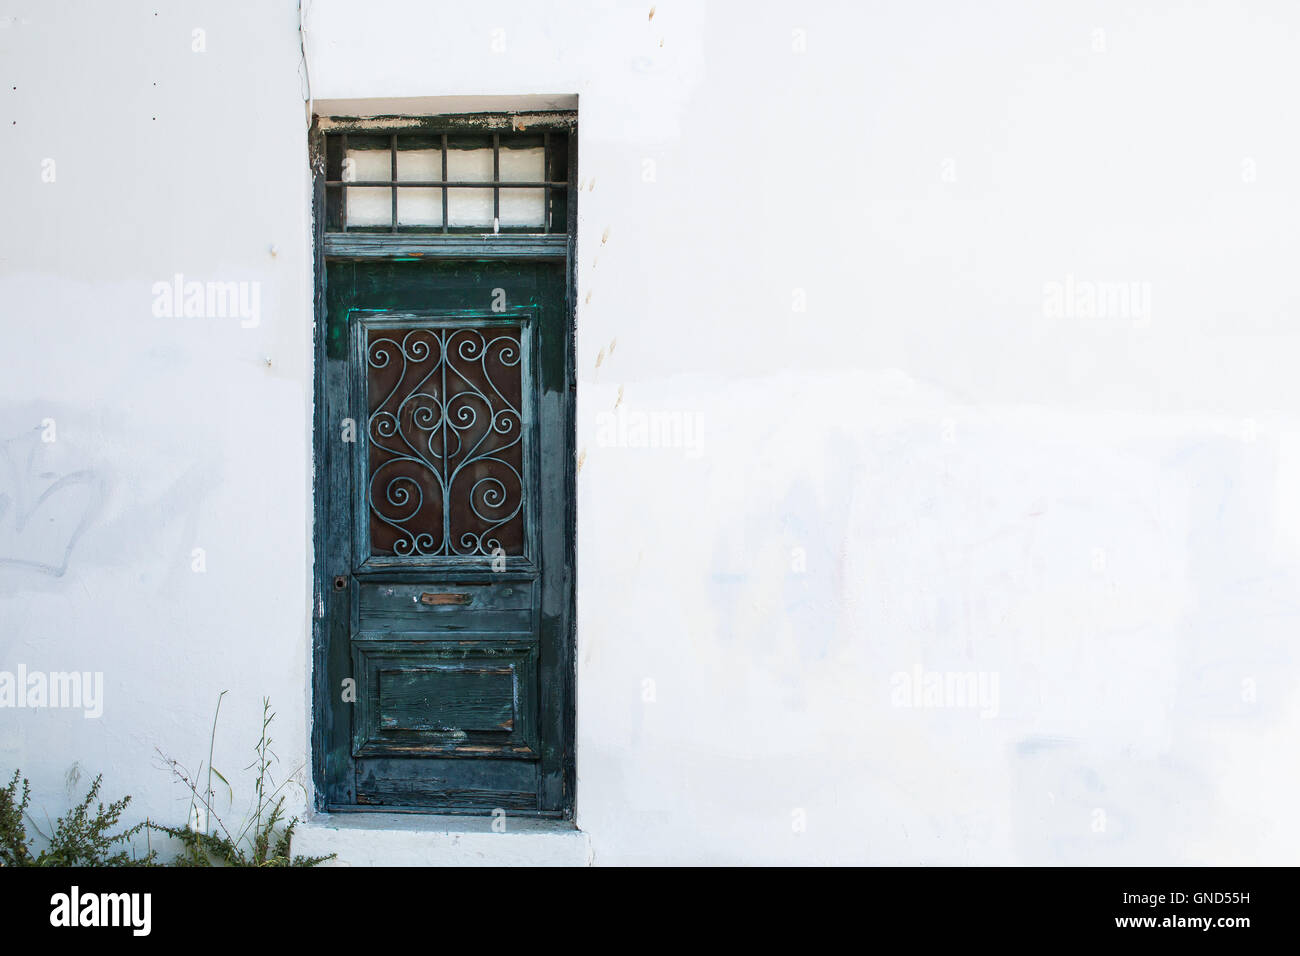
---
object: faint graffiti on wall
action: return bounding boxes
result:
[0,423,103,576]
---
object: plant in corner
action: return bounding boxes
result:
[0,769,156,867]
[148,692,334,867]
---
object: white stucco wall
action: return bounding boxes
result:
[2,0,1299,865]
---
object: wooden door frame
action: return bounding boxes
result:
[308,112,578,816]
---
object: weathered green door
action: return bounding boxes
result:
[317,259,573,815]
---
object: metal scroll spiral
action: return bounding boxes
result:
[366,328,523,557]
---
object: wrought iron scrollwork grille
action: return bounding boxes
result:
[362,320,529,561]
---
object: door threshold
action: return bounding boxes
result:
[295,810,590,866]
[325,803,568,819]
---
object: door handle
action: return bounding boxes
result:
[420,591,472,606]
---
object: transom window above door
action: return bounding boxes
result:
[322,127,570,234]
